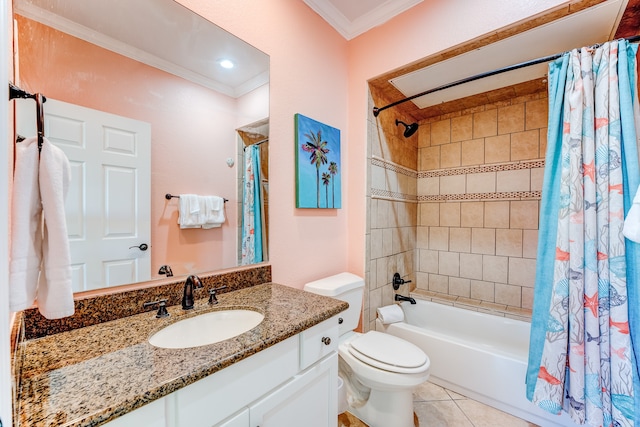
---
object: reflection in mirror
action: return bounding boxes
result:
[13,0,270,292]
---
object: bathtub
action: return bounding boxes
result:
[376,299,580,427]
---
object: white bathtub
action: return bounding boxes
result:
[376,299,580,427]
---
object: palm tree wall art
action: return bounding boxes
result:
[295,114,342,208]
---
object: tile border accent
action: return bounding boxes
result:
[419,159,544,178]
[418,191,541,202]
[371,155,417,178]
[372,188,418,203]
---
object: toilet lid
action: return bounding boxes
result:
[348,331,429,374]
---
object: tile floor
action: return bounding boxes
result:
[338,381,539,427]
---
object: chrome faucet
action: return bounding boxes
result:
[182,275,203,310]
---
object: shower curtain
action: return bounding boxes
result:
[241,144,263,265]
[526,40,640,427]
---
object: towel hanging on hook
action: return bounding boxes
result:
[8,83,47,153]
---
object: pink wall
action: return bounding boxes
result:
[177,0,570,287]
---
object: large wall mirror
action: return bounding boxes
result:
[12,0,270,292]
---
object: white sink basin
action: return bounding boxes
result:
[149,309,264,349]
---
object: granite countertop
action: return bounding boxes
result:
[15,283,348,427]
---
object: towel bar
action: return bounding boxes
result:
[165,193,228,203]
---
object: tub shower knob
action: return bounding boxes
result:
[321,337,331,346]
[392,272,412,290]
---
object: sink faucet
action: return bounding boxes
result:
[395,294,416,304]
[182,275,203,310]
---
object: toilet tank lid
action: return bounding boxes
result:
[304,272,364,296]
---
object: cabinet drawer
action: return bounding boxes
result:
[299,316,339,370]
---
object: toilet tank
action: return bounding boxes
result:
[304,273,364,336]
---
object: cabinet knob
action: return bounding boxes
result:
[338,317,343,324]
[321,336,331,345]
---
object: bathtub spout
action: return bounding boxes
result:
[395,294,416,304]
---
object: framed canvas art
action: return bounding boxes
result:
[295,114,341,209]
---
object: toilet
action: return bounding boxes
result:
[304,273,430,427]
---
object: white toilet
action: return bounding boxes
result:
[304,273,430,427]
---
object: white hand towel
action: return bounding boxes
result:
[202,195,225,229]
[376,304,405,324]
[9,137,43,312]
[624,186,640,242]
[178,194,202,228]
[38,138,74,319]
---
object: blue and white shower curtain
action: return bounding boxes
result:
[241,144,263,265]
[526,40,640,427]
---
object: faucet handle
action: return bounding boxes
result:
[143,299,169,318]
[208,286,228,304]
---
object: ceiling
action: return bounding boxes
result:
[14,0,270,98]
[302,0,423,40]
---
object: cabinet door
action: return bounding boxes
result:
[249,353,337,427]
[217,408,249,427]
[103,397,166,427]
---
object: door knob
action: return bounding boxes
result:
[129,243,149,251]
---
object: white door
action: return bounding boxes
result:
[16,98,151,291]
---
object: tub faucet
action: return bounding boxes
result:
[182,275,203,310]
[395,294,416,304]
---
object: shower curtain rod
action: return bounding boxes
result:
[372,35,640,117]
[243,138,268,151]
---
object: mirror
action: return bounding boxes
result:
[13,0,270,292]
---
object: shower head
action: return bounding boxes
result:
[395,119,419,138]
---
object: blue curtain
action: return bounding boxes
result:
[526,40,640,427]
[241,145,263,265]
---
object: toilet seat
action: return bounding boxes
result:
[348,331,428,374]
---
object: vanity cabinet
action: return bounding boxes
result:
[103,316,340,427]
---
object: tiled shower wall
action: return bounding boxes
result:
[366,90,548,331]
[416,93,548,318]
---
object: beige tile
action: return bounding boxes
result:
[440,202,461,227]
[483,255,508,283]
[455,398,538,427]
[429,227,449,251]
[484,201,510,228]
[485,134,511,164]
[461,138,485,166]
[525,98,548,130]
[508,257,536,287]
[418,122,431,148]
[461,202,484,228]
[496,169,530,192]
[510,200,539,229]
[418,249,439,274]
[496,229,523,257]
[498,103,525,134]
[370,229,383,259]
[441,142,461,168]
[460,253,483,280]
[495,283,522,307]
[450,228,471,253]
[539,127,548,158]
[420,146,441,171]
[522,229,538,258]
[440,175,465,194]
[449,277,470,298]
[473,109,498,138]
[439,251,460,277]
[417,226,429,249]
[472,228,495,255]
[382,228,393,257]
[522,287,534,309]
[415,400,474,427]
[431,119,451,145]
[530,167,544,192]
[467,171,496,194]
[429,274,449,294]
[470,280,495,302]
[414,381,451,402]
[375,257,388,288]
[419,203,439,227]
[511,129,539,161]
[418,177,439,196]
[445,389,467,400]
[451,115,473,142]
[416,271,429,291]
